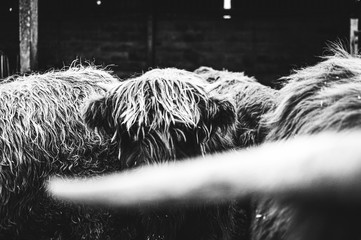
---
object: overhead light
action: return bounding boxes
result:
[223,15,231,19]
[224,0,231,10]
[96,0,102,5]
[9,7,13,12]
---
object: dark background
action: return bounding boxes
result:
[0,0,355,86]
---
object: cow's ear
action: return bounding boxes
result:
[193,95,236,146]
[206,97,236,132]
[84,96,114,134]
[196,94,236,141]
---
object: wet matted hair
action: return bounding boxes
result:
[195,66,278,147]
[84,68,250,240]
[253,46,361,240]
[0,66,142,240]
[85,68,237,166]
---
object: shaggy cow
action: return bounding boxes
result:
[0,66,136,240]
[195,66,278,147]
[83,67,251,240]
[45,66,277,240]
[252,47,361,240]
[48,49,361,240]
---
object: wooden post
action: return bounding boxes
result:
[351,0,360,56]
[351,18,359,56]
[19,0,38,73]
[0,53,4,78]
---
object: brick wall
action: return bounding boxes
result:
[38,15,149,79]
[0,12,19,75]
[154,16,348,86]
[1,13,348,85]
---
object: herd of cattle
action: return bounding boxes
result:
[1,46,361,240]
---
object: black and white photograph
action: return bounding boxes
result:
[1,0,361,239]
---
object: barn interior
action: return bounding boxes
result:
[0,0,354,86]
[2,1,361,240]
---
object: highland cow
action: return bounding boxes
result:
[195,66,278,147]
[251,47,361,240]
[82,67,251,240]
[0,66,142,240]
[49,49,361,240]
[46,66,277,240]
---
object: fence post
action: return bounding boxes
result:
[19,0,38,73]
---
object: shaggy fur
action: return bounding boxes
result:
[0,66,140,240]
[195,66,256,84]
[84,68,249,240]
[253,47,361,240]
[195,66,278,147]
[85,68,237,165]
